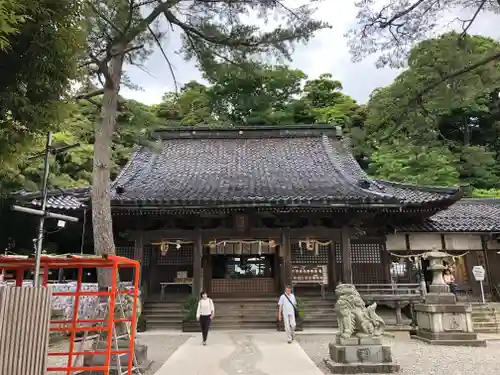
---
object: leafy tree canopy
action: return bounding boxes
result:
[364,33,500,191]
[0,0,85,193]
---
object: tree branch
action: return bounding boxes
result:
[74,89,104,100]
[123,0,181,45]
[378,0,427,28]
[89,52,113,83]
[89,2,124,36]
[416,50,500,99]
[147,25,179,92]
[163,10,259,47]
[460,0,487,38]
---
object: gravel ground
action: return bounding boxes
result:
[47,333,190,375]
[296,333,500,375]
[138,332,191,373]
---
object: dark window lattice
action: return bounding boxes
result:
[116,246,135,260]
[143,247,151,266]
[291,242,329,265]
[156,244,193,265]
[335,242,381,264]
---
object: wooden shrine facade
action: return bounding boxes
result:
[116,214,392,297]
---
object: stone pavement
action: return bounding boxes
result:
[154,331,324,375]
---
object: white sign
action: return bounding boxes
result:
[472,266,485,281]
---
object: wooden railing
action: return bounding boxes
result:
[355,283,422,325]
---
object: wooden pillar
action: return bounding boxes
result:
[380,238,391,283]
[149,244,159,294]
[203,243,212,294]
[273,248,281,294]
[328,241,336,291]
[282,228,292,288]
[341,226,352,284]
[133,235,144,285]
[192,229,203,297]
[481,235,495,300]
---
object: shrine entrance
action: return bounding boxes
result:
[203,239,280,296]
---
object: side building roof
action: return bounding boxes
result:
[109,125,462,211]
[395,198,500,233]
[12,188,88,210]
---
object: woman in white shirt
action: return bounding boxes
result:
[196,291,215,345]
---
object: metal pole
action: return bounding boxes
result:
[33,132,52,287]
[480,281,485,304]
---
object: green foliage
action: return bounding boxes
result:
[296,296,305,319]
[0,0,85,193]
[155,82,216,126]
[472,189,500,198]
[1,98,161,192]
[0,0,25,50]
[364,33,500,190]
[369,141,460,187]
[206,62,307,125]
[183,295,199,322]
[156,66,364,129]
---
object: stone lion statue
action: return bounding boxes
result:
[334,284,385,339]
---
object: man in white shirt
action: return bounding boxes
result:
[278,285,297,343]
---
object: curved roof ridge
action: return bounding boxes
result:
[320,135,397,202]
[455,198,500,204]
[336,137,387,191]
[376,179,461,195]
[111,144,143,189]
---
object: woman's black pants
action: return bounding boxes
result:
[199,315,211,342]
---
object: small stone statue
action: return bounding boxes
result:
[334,284,385,339]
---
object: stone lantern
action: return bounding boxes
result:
[422,250,455,304]
[412,249,485,346]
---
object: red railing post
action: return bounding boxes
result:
[66,266,83,375]
[127,263,140,374]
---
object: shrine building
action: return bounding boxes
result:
[10,125,500,305]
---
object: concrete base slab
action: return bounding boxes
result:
[411,334,487,347]
[323,358,400,374]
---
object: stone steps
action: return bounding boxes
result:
[471,304,500,333]
[143,300,183,330]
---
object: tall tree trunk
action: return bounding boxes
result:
[92,44,125,288]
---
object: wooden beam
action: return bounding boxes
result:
[341,226,352,284]
[130,226,342,243]
[192,229,203,297]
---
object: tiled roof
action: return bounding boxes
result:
[395,199,500,232]
[14,188,88,210]
[110,126,462,208]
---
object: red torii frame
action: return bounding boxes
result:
[0,254,140,375]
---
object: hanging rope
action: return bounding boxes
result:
[386,250,470,260]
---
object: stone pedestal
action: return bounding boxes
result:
[413,301,486,347]
[323,336,400,374]
[411,251,486,347]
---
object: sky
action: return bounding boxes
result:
[120,2,500,106]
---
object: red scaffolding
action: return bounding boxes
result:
[0,254,140,375]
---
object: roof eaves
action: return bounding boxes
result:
[376,180,461,195]
[320,135,400,204]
